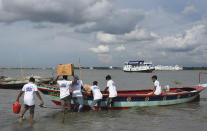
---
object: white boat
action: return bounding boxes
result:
[123,60,155,73]
[155,65,183,71]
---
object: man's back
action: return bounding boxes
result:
[22,83,38,106]
[57,80,72,99]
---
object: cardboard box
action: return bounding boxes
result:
[57,64,74,76]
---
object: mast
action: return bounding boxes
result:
[19,52,24,80]
[78,58,82,80]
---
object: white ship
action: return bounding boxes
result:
[155,65,183,71]
[123,60,155,73]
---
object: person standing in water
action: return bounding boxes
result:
[90,81,103,111]
[16,77,44,122]
[151,75,162,95]
[71,75,84,112]
[104,75,117,108]
[54,75,76,113]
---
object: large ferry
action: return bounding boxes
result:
[123,60,155,73]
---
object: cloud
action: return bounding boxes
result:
[89,45,109,53]
[115,45,125,51]
[182,5,197,15]
[157,24,206,52]
[75,9,148,34]
[96,28,158,44]
[0,0,113,24]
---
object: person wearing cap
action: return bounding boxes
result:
[104,75,117,108]
[71,75,84,112]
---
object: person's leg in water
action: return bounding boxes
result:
[91,100,98,110]
[72,97,79,112]
[97,99,102,111]
[60,98,66,113]
[107,97,112,108]
[19,105,29,121]
[66,95,71,112]
[29,105,35,121]
[77,97,84,112]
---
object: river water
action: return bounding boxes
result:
[0,69,207,131]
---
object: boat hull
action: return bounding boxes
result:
[37,84,205,110]
[123,68,155,73]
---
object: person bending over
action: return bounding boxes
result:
[71,75,84,112]
[90,81,103,111]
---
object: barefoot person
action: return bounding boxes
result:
[90,81,103,111]
[151,75,162,95]
[16,77,44,121]
[104,75,117,108]
[54,75,76,113]
[71,75,84,112]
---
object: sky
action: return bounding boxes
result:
[0,0,207,67]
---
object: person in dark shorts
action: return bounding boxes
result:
[16,77,44,121]
[90,81,103,111]
[104,75,117,108]
[54,75,76,113]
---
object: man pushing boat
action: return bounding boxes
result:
[71,75,85,112]
[104,75,118,108]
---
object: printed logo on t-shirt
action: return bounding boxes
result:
[26,87,32,92]
[112,82,115,86]
[93,87,99,90]
[60,84,67,88]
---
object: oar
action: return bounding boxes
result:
[78,58,82,80]
[39,104,60,110]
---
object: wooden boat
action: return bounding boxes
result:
[37,83,206,110]
[0,76,52,90]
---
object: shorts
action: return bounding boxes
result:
[24,105,35,115]
[60,95,71,112]
[107,97,116,107]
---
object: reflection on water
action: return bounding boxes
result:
[0,69,207,131]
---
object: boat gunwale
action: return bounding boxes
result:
[38,84,205,98]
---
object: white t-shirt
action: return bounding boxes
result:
[154,80,162,95]
[107,80,117,98]
[22,82,38,106]
[57,80,72,99]
[90,85,103,100]
[71,80,83,97]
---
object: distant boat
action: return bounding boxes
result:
[155,65,183,71]
[123,60,155,73]
[0,76,52,89]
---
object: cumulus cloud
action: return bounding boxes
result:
[0,0,113,24]
[115,45,125,51]
[96,28,158,44]
[157,25,206,52]
[75,9,148,34]
[89,45,109,53]
[182,5,197,15]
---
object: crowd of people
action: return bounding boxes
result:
[15,74,161,122]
